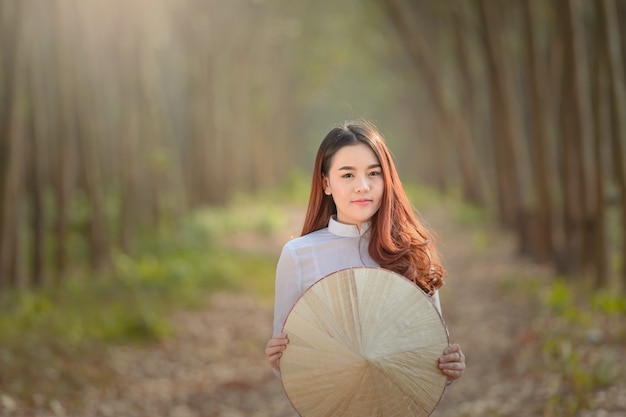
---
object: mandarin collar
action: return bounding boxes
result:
[328,216,371,237]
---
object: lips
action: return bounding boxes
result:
[352,199,372,205]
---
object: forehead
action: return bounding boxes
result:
[329,143,380,169]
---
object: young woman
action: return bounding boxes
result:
[265,119,465,385]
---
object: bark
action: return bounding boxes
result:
[28,135,45,286]
[477,0,528,254]
[53,1,75,282]
[451,5,485,206]
[556,0,595,277]
[600,0,626,286]
[119,112,140,253]
[589,4,609,288]
[382,0,485,200]
[114,1,142,252]
[27,72,45,287]
[74,3,110,272]
[182,0,222,206]
[0,70,26,288]
[522,0,554,263]
[0,0,23,289]
[380,0,447,193]
[74,95,109,272]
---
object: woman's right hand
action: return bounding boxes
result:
[265,333,289,372]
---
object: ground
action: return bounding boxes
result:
[5,206,625,417]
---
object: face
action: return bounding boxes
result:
[323,142,384,230]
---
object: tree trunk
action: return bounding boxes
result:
[0,0,23,290]
[556,0,595,277]
[451,5,485,206]
[381,0,487,199]
[522,0,554,263]
[52,1,77,283]
[477,0,528,254]
[589,16,609,288]
[75,102,109,272]
[119,112,141,253]
[27,77,45,287]
[110,0,137,253]
[380,0,447,193]
[0,69,26,288]
[600,0,626,287]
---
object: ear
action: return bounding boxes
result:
[322,175,332,195]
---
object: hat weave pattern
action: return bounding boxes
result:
[281,267,449,417]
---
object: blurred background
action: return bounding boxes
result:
[0,0,625,416]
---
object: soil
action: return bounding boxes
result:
[4,206,625,417]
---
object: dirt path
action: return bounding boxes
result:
[428,211,546,416]
[20,205,622,417]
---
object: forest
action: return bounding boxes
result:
[2,0,626,291]
[0,0,625,416]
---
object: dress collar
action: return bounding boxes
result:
[328,216,371,237]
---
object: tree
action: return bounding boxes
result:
[556,0,595,276]
[0,0,24,289]
[381,0,484,203]
[599,0,626,285]
[522,0,555,263]
[477,0,530,254]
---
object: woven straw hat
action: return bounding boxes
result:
[280,267,449,417]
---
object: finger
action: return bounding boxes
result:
[267,351,283,363]
[439,365,466,382]
[266,340,286,350]
[265,335,290,371]
[266,337,289,349]
[267,334,289,344]
[266,353,282,372]
[441,368,464,380]
[443,343,461,355]
[265,346,282,356]
[440,346,464,362]
[439,361,465,371]
[265,348,283,364]
[265,344,287,358]
[272,333,288,342]
[441,367,463,376]
[439,352,462,364]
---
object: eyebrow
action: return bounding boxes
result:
[338,164,381,171]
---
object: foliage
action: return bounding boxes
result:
[404,182,445,210]
[590,290,626,315]
[267,169,313,205]
[505,276,626,415]
[0,194,284,407]
[453,201,491,228]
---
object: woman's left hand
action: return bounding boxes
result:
[438,343,465,383]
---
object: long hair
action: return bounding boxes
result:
[301,120,445,294]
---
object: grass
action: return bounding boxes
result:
[0,176,449,409]
[3,178,624,415]
[0,192,287,409]
[539,283,626,414]
[499,274,626,415]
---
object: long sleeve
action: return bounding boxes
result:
[273,244,303,337]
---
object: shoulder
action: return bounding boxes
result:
[282,227,333,251]
[277,228,333,274]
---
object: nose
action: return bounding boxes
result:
[355,175,370,193]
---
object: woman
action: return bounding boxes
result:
[265,119,465,385]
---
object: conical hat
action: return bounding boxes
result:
[280,267,449,417]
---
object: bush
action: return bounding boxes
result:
[0,196,282,408]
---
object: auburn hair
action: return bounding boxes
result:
[301,120,445,294]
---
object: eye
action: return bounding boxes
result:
[369,171,381,177]
[342,173,354,178]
